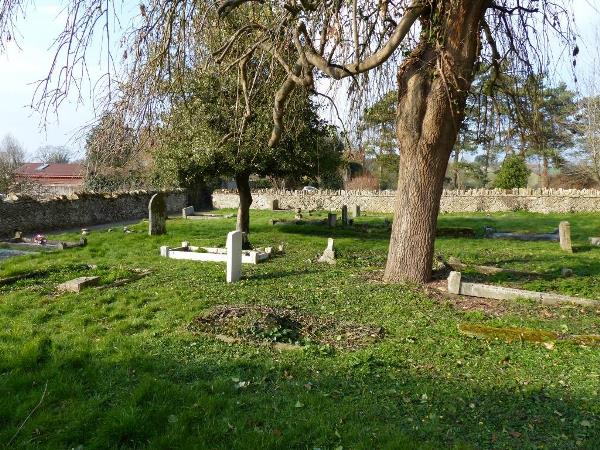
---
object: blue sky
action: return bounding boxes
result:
[1,1,599,160]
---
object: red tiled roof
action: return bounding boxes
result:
[15,163,84,179]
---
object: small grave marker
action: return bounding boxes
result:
[559,221,573,252]
[341,205,349,225]
[226,230,242,283]
[57,276,100,293]
[318,238,336,264]
[148,193,167,235]
[270,199,279,210]
[327,213,337,227]
[182,206,195,218]
[351,205,360,218]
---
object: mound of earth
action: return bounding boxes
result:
[188,305,383,350]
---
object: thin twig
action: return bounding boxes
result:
[7,381,48,447]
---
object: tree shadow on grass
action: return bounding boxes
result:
[0,339,598,449]
[263,223,391,242]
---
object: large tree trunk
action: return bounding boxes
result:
[384,1,488,283]
[235,173,252,248]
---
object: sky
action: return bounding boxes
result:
[0,1,599,161]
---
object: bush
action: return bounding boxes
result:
[345,173,379,190]
[494,155,529,189]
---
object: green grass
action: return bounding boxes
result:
[1,210,599,449]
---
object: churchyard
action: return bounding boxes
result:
[1,208,600,448]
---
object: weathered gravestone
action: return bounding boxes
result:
[318,238,336,264]
[559,221,573,253]
[226,230,243,283]
[182,206,194,218]
[270,199,279,210]
[341,205,349,225]
[148,193,167,235]
[327,213,337,227]
[351,204,360,218]
[57,276,100,293]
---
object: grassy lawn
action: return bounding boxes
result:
[1,210,599,449]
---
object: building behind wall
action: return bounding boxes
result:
[14,163,85,195]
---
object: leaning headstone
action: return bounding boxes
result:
[318,238,336,264]
[341,205,349,225]
[327,213,337,227]
[226,231,243,283]
[559,221,572,253]
[182,206,194,218]
[270,199,279,210]
[148,193,167,235]
[350,205,360,218]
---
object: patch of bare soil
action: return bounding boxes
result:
[426,280,512,316]
[188,305,384,350]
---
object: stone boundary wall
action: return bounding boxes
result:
[212,188,600,214]
[0,190,187,236]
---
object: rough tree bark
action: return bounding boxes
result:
[235,172,253,248]
[541,154,549,188]
[384,1,488,283]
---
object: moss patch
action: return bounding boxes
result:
[459,323,558,343]
[459,323,600,347]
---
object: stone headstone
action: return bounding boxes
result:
[559,221,572,252]
[270,199,279,210]
[226,230,243,283]
[318,238,336,264]
[350,205,360,218]
[341,205,349,225]
[182,206,194,218]
[447,271,462,294]
[561,268,573,277]
[57,276,100,293]
[327,213,337,227]
[148,193,167,235]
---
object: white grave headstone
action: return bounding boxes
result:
[559,221,573,252]
[226,231,243,283]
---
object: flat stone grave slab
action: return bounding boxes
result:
[57,276,100,293]
[161,242,269,265]
[181,206,235,220]
[3,236,87,251]
[446,271,598,307]
[484,229,559,241]
[0,248,39,260]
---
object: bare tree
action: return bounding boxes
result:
[0,134,25,192]
[0,0,577,282]
[36,145,72,164]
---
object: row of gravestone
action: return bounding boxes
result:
[270,198,360,218]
